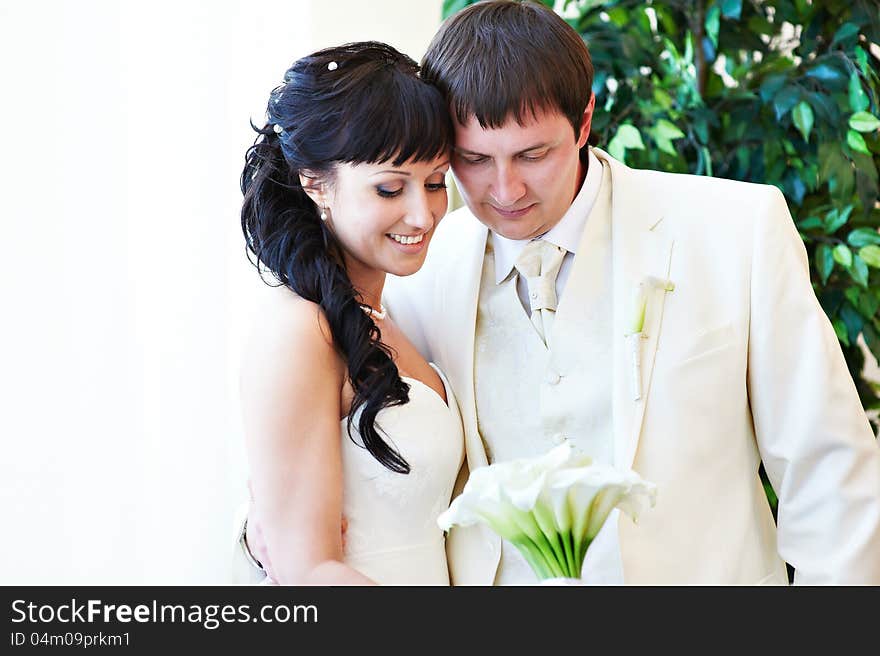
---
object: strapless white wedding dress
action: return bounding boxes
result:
[340,364,463,585]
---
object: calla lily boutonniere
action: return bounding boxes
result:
[625,276,675,401]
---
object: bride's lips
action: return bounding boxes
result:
[386,232,428,254]
[489,203,536,219]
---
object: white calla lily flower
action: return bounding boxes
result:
[438,443,657,581]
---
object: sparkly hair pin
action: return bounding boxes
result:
[273,124,283,134]
[327,61,338,71]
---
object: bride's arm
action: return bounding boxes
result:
[240,293,375,585]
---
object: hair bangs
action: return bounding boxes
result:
[336,73,454,168]
[448,60,564,130]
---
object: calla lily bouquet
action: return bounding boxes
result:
[437,443,656,582]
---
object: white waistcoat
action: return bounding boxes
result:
[474,167,616,584]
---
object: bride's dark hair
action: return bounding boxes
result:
[241,42,453,473]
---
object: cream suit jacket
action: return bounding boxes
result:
[384,148,880,585]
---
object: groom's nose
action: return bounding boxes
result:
[489,164,526,207]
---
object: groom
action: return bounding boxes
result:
[242,0,880,583]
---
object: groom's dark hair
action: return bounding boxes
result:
[421,0,594,140]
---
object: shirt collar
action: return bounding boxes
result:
[492,148,603,284]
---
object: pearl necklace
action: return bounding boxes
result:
[360,303,387,321]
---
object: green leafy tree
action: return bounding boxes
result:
[443,0,880,418]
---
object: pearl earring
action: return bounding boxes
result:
[319,184,328,221]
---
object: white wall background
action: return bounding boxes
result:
[0,0,442,584]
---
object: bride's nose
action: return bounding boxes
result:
[403,190,436,230]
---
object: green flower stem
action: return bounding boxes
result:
[532,504,569,576]
[572,530,594,575]
[511,536,554,579]
[507,509,566,578]
[561,530,578,578]
[576,536,594,568]
[533,533,566,578]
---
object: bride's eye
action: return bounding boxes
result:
[376,186,403,198]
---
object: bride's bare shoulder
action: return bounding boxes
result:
[249,286,333,346]
[241,286,340,382]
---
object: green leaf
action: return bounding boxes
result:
[705,5,721,48]
[856,47,870,76]
[773,86,801,120]
[849,112,880,133]
[833,317,851,346]
[653,88,673,111]
[850,256,870,288]
[798,216,823,230]
[653,136,675,156]
[849,73,870,113]
[442,0,472,19]
[816,243,835,284]
[848,228,880,248]
[848,286,879,319]
[830,22,860,48]
[721,0,742,20]
[840,302,864,343]
[858,288,880,318]
[805,62,846,86]
[614,124,645,150]
[847,129,871,155]
[825,205,853,234]
[864,322,880,364]
[759,74,786,102]
[818,143,849,185]
[833,243,853,268]
[859,245,880,268]
[694,117,709,144]
[792,101,814,143]
[655,119,685,140]
[700,146,713,177]
[845,286,861,309]
[607,136,626,162]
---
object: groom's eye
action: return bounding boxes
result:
[459,154,488,165]
[520,150,548,161]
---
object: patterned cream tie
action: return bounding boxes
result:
[514,239,567,347]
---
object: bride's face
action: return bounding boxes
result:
[325,154,450,279]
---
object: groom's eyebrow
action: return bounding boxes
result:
[454,141,557,157]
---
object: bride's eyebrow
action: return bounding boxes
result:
[370,170,412,177]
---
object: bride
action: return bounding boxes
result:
[238,41,464,584]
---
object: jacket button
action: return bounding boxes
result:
[546,371,561,385]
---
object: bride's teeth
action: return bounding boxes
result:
[389,233,423,245]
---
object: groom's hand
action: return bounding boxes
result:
[246,480,275,580]
[245,480,349,580]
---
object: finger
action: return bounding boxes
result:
[262,551,275,581]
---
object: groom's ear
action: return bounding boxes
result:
[577,94,595,149]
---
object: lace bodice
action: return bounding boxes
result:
[340,365,464,585]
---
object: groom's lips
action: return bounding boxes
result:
[489,203,536,219]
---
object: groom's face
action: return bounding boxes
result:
[450,105,590,241]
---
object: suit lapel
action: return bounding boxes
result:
[598,149,675,470]
[435,215,490,470]
[433,215,500,585]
